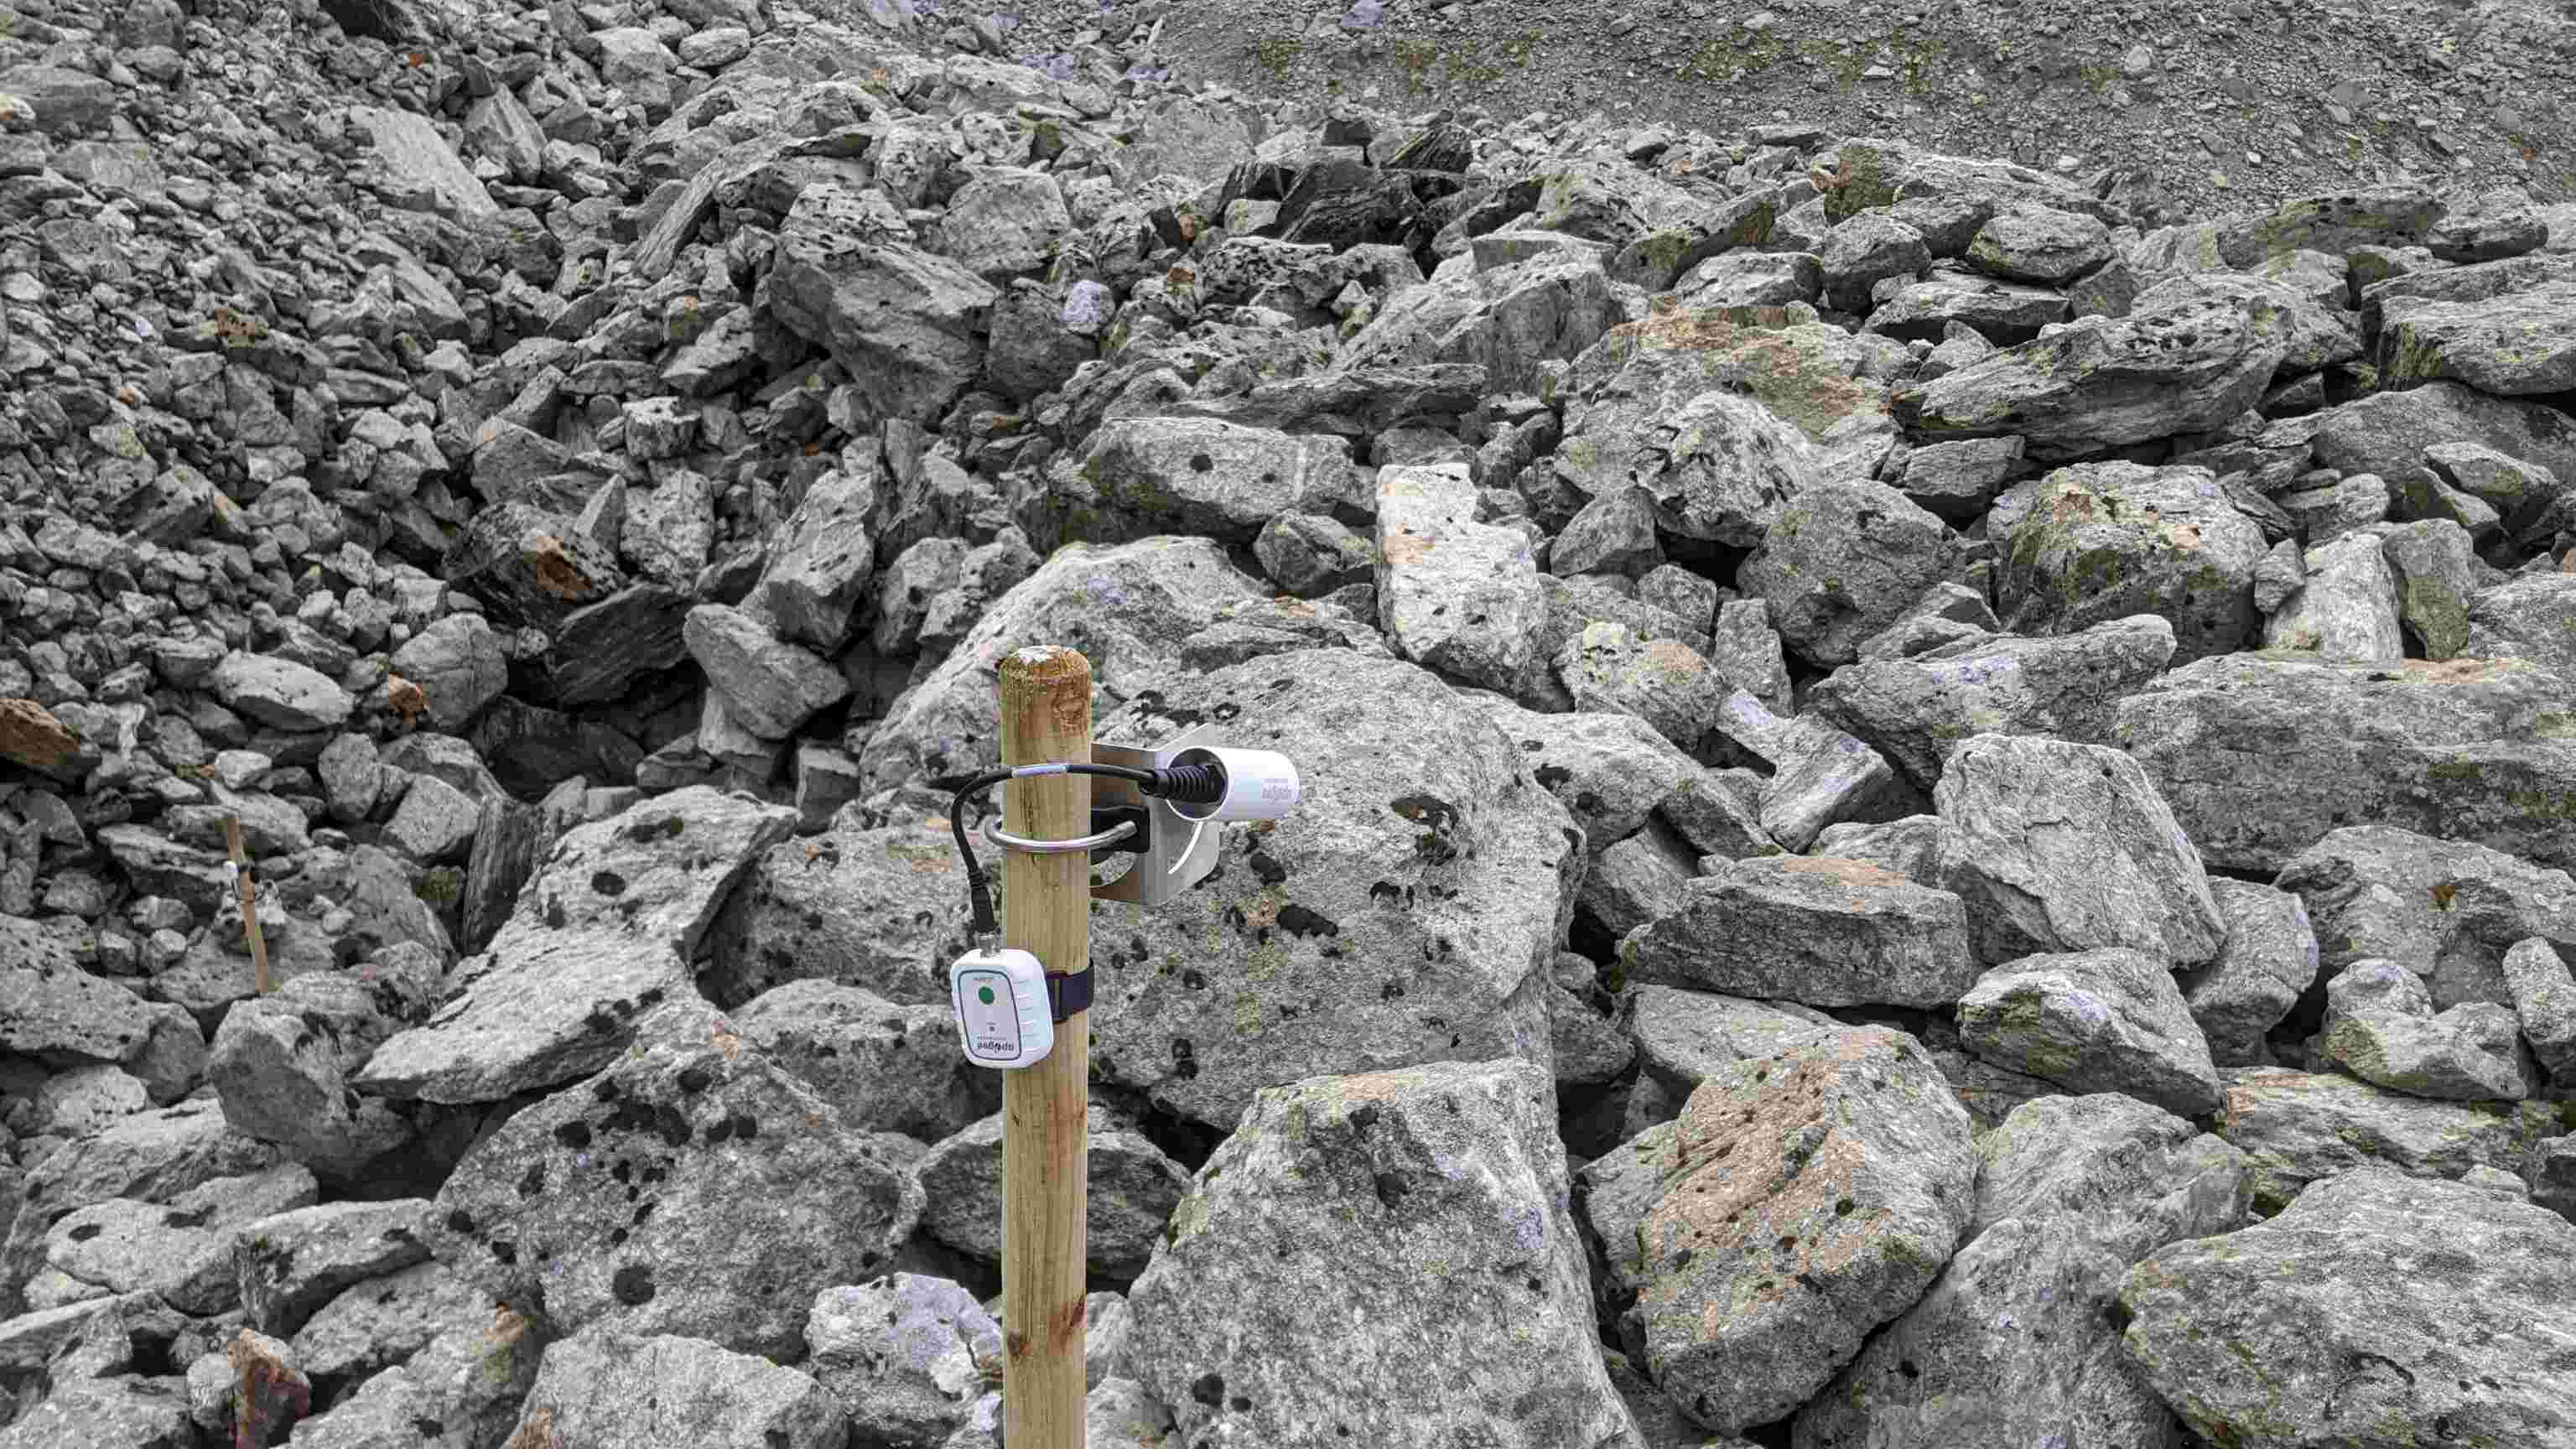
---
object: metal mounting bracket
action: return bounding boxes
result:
[1088,724,1223,908]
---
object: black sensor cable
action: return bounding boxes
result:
[947,759,1228,944]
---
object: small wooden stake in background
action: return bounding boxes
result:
[997,645,1093,1449]
[222,815,272,995]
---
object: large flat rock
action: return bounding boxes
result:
[2114,654,2576,875]
[2119,1169,2576,1448]
[355,787,797,1105]
[425,1002,920,1360]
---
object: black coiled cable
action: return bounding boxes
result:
[947,761,1228,941]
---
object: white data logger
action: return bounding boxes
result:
[949,947,1055,1068]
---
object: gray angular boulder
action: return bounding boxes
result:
[701,821,978,1009]
[1994,463,2269,663]
[2319,958,2538,1101]
[1553,340,1828,548]
[805,1275,997,1448]
[2213,1065,2563,1215]
[1810,815,1943,884]
[356,787,797,1105]
[1126,1059,1638,1449]
[1378,462,1549,696]
[210,650,355,733]
[1579,824,1701,943]
[1965,203,2114,284]
[683,605,849,741]
[1893,284,2293,460]
[727,979,996,1142]
[2114,653,2576,875]
[1626,1027,1977,1436]
[235,1198,432,1339]
[1084,650,1577,1130]
[1554,622,1726,757]
[2273,823,2576,1010]
[288,1258,490,1392]
[424,1002,919,1360]
[1794,1093,2251,1449]
[761,187,998,427]
[1737,480,1961,670]
[1478,702,1700,857]
[2178,880,2320,1067]
[2309,381,2576,516]
[2262,527,2404,663]
[1619,855,1981,1010]
[2468,574,2576,681]
[1551,485,1666,579]
[1865,269,2071,345]
[504,1327,849,1449]
[753,466,877,654]
[1956,948,2224,1117]
[209,979,415,1181]
[1806,616,2178,792]
[911,1107,1191,1279]
[2501,937,2576,1079]
[388,615,506,732]
[1933,733,2226,969]
[2376,278,2576,396]
[857,537,1265,797]
[0,1096,282,1317]
[1820,212,1931,314]
[2118,1170,2576,1449]
[1758,716,1914,854]
[2376,519,2480,661]
[1335,251,1621,396]
[1062,417,1359,546]
[1622,986,1837,1098]
[0,921,158,1067]
[39,1164,314,1316]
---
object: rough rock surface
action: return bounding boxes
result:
[1622,1027,1977,1437]
[2212,1066,2562,1215]
[1618,856,1981,1010]
[1933,733,2226,969]
[1125,1060,1635,1449]
[1794,1093,2251,1449]
[423,1003,919,1360]
[1806,616,2176,792]
[2273,823,2576,1010]
[911,1107,1191,1279]
[1082,650,1578,1130]
[502,1327,849,1449]
[2319,958,2538,1101]
[356,787,796,1105]
[2120,1170,2576,1449]
[7,9,2576,1448]
[2178,880,2320,1067]
[1956,948,2225,1117]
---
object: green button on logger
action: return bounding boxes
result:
[978,985,996,1005]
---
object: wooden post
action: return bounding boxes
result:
[222,815,272,995]
[997,646,1092,1449]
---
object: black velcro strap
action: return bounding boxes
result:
[1046,968,1092,1023]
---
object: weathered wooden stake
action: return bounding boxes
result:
[222,815,271,995]
[997,645,1092,1449]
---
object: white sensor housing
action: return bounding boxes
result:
[1167,746,1301,823]
[948,948,1054,1069]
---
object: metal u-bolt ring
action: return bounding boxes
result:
[978,816,1139,854]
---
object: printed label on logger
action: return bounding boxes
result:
[958,971,1020,1058]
